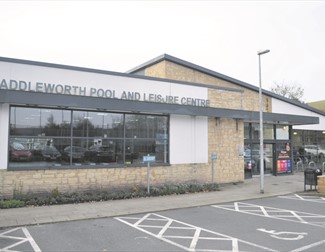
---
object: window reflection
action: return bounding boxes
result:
[264,124,274,139]
[292,129,325,165]
[9,106,169,169]
[251,123,274,140]
[276,125,289,140]
[72,111,124,138]
[244,123,250,139]
[10,107,71,137]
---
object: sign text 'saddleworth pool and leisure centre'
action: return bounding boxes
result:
[0,79,210,107]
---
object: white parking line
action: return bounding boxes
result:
[279,194,325,203]
[212,202,325,227]
[115,213,277,252]
[22,227,42,252]
[0,227,41,252]
[257,228,307,240]
[291,238,325,252]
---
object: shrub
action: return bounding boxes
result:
[0,199,25,209]
[2,182,220,209]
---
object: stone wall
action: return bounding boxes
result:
[0,58,255,198]
[208,117,244,183]
[146,61,272,113]
[1,161,240,198]
[318,175,325,194]
[0,117,244,197]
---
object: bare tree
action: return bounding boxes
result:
[270,81,304,103]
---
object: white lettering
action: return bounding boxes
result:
[97,89,104,97]
[55,84,64,93]
[121,91,127,99]
[36,82,43,92]
[79,87,86,96]
[9,80,18,90]
[0,79,8,89]
[90,88,97,96]
[0,78,210,107]
[104,89,114,98]
[64,85,71,95]
[44,83,56,93]
[19,81,27,90]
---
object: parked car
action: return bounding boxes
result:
[41,145,61,161]
[84,145,116,163]
[9,142,33,162]
[62,146,86,162]
[293,146,309,164]
[304,145,325,159]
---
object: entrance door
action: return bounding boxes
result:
[251,144,274,175]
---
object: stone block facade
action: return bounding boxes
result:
[0,58,260,198]
[0,159,243,197]
[317,175,325,194]
[145,61,272,113]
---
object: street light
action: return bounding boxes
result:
[258,49,270,194]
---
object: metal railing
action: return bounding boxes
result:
[309,161,316,168]
[296,160,304,172]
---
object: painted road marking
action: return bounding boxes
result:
[291,238,325,252]
[257,228,307,240]
[212,202,325,227]
[279,194,325,203]
[115,213,277,252]
[0,227,41,252]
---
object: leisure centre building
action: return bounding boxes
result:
[0,54,324,197]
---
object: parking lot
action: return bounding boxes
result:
[1,193,324,251]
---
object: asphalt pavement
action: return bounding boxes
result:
[0,172,320,229]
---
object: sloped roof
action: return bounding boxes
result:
[128,54,325,117]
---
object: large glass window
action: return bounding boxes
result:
[251,123,260,140]
[276,125,289,140]
[10,107,71,137]
[125,114,168,164]
[264,124,274,139]
[292,129,325,165]
[244,123,250,140]
[251,123,274,140]
[9,106,169,169]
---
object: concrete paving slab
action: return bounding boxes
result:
[0,172,319,229]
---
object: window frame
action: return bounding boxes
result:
[8,105,170,170]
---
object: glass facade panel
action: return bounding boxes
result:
[251,123,260,140]
[276,125,289,140]
[251,123,274,140]
[9,136,69,169]
[72,111,124,138]
[10,107,71,137]
[244,123,250,140]
[264,124,274,139]
[245,123,291,176]
[125,114,169,164]
[8,106,169,169]
[292,129,325,165]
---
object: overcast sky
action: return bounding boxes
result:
[1,0,324,103]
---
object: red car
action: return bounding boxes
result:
[9,142,33,162]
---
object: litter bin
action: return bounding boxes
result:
[304,168,323,191]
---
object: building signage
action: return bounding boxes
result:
[143,155,156,163]
[0,78,210,107]
[276,143,292,173]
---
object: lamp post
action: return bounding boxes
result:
[257,49,270,194]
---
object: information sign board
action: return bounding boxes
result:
[143,155,156,163]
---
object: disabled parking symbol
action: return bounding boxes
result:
[257,228,307,240]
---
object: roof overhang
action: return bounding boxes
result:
[0,90,319,126]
